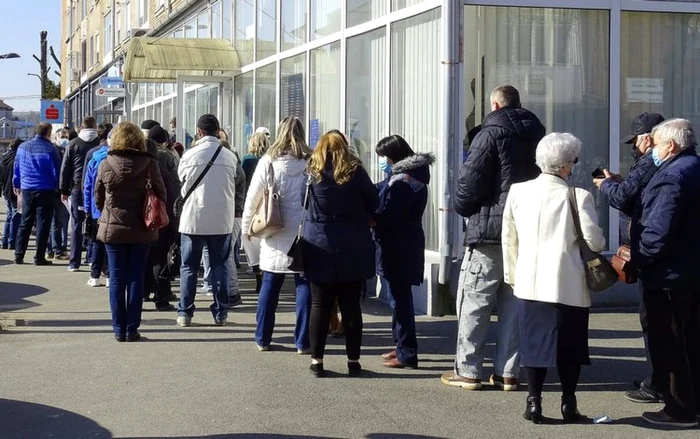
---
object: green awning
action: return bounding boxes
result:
[124,37,241,83]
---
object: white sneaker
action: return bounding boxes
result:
[87,277,101,287]
[105,278,110,288]
[176,315,191,327]
[67,267,79,272]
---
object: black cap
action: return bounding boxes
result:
[148,126,169,144]
[197,114,220,135]
[140,120,160,130]
[621,113,665,144]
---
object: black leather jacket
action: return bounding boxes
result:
[59,135,100,196]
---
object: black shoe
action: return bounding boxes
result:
[126,332,141,342]
[561,395,584,423]
[523,396,542,424]
[348,362,362,377]
[46,252,54,260]
[14,257,24,265]
[155,303,176,312]
[624,387,662,403]
[114,333,126,342]
[34,259,52,266]
[229,295,243,307]
[1,244,8,250]
[167,293,178,301]
[310,363,325,378]
[642,410,698,428]
[632,379,643,389]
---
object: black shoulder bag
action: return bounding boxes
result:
[173,144,223,218]
[286,176,311,272]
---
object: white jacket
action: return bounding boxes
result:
[241,154,307,273]
[502,174,606,308]
[177,136,238,235]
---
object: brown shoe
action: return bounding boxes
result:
[490,374,519,391]
[440,371,483,390]
[381,350,397,360]
[382,357,417,369]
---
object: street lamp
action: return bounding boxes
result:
[0,53,20,59]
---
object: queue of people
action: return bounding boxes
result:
[3,83,698,429]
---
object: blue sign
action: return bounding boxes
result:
[99,76,124,85]
[40,100,64,123]
[309,119,319,150]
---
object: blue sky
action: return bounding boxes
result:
[0,0,62,112]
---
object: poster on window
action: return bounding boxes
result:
[626,78,664,104]
[281,73,305,122]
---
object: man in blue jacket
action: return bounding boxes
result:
[13,123,62,265]
[594,112,665,404]
[635,118,700,428]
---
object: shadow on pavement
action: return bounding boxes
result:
[0,281,48,313]
[0,398,112,438]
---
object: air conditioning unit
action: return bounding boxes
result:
[127,28,149,39]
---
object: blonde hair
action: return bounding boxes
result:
[248,132,270,157]
[308,131,361,186]
[267,117,311,160]
[110,122,146,152]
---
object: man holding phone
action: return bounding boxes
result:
[593,112,665,405]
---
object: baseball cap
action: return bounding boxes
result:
[197,114,221,135]
[621,113,665,144]
[255,126,271,137]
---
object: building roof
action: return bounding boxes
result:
[0,100,14,111]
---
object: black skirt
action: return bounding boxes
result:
[518,298,591,368]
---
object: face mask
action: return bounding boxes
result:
[59,138,69,148]
[378,156,392,174]
[631,148,643,161]
[652,147,663,167]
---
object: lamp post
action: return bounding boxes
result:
[0,53,20,59]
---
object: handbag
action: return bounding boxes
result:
[144,174,169,231]
[173,144,223,217]
[249,160,285,238]
[568,187,618,292]
[611,245,638,283]
[286,177,311,272]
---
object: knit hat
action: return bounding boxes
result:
[140,120,160,131]
[148,126,170,144]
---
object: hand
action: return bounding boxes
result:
[604,169,622,182]
[13,188,20,197]
[61,194,69,202]
[593,177,605,189]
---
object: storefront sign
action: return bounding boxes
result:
[40,100,64,123]
[99,76,124,86]
[95,87,126,98]
[626,78,664,104]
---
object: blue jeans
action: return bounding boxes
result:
[255,272,311,350]
[385,280,419,366]
[90,237,108,279]
[105,243,151,336]
[3,198,20,249]
[50,198,69,254]
[69,189,85,268]
[15,190,55,262]
[178,233,231,321]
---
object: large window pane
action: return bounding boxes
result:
[310,42,341,148]
[185,18,197,38]
[621,12,700,173]
[257,0,277,61]
[282,0,307,51]
[347,0,387,28]
[222,0,232,41]
[281,54,306,124]
[256,63,278,139]
[392,0,423,10]
[211,1,222,38]
[465,6,610,242]
[311,0,340,40]
[234,0,254,65]
[198,10,210,38]
[163,98,173,127]
[391,8,441,251]
[346,28,387,177]
[234,72,254,156]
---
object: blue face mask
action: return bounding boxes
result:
[378,156,392,174]
[59,138,69,148]
[652,147,663,167]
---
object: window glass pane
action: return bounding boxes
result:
[197,87,210,122]
[234,0,254,65]
[154,83,162,99]
[145,105,153,121]
[210,86,219,118]
[465,6,611,243]
[282,0,307,51]
[392,0,423,11]
[222,0,232,41]
[198,10,210,38]
[212,1,222,38]
[185,18,197,38]
[310,42,341,148]
[163,99,173,127]
[280,54,306,124]
[347,0,387,28]
[621,12,700,173]
[347,28,387,176]
[311,0,340,40]
[154,103,162,127]
[234,72,255,156]
[173,28,184,38]
[185,89,197,144]
[257,0,277,61]
[391,8,441,251]
[256,63,278,139]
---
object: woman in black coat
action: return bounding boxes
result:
[302,131,378,377]
[1,138,23,249]
[373,135,434,369]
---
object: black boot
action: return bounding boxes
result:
[523,396,542,424]
[561,395,583,423]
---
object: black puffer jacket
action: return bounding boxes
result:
[0,149,17,201]
[60,135,100,196]
[455,106,545,246]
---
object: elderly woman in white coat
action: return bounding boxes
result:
[242,117,312,354]
[502,133,606,425]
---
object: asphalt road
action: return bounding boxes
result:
[1,244,698,439]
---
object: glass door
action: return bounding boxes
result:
[176,76,233,150]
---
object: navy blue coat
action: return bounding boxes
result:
[301,162,378,284]
[633,148,700,290]
[600,152,657,246]
[374,153,434,286]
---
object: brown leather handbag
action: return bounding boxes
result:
[250,161,284,238]
[144,174,169,231]
[611,245,638,283]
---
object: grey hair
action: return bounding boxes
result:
[490,85,521,108]
[536,132,582,175]
[651,118,696,150]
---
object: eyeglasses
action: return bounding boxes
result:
[59,136,69,139]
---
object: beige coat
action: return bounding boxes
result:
[502,174,606,308]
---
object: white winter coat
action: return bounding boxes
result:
[241,154,307,273]
[502,174,606,308]
[177,136,238,235]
